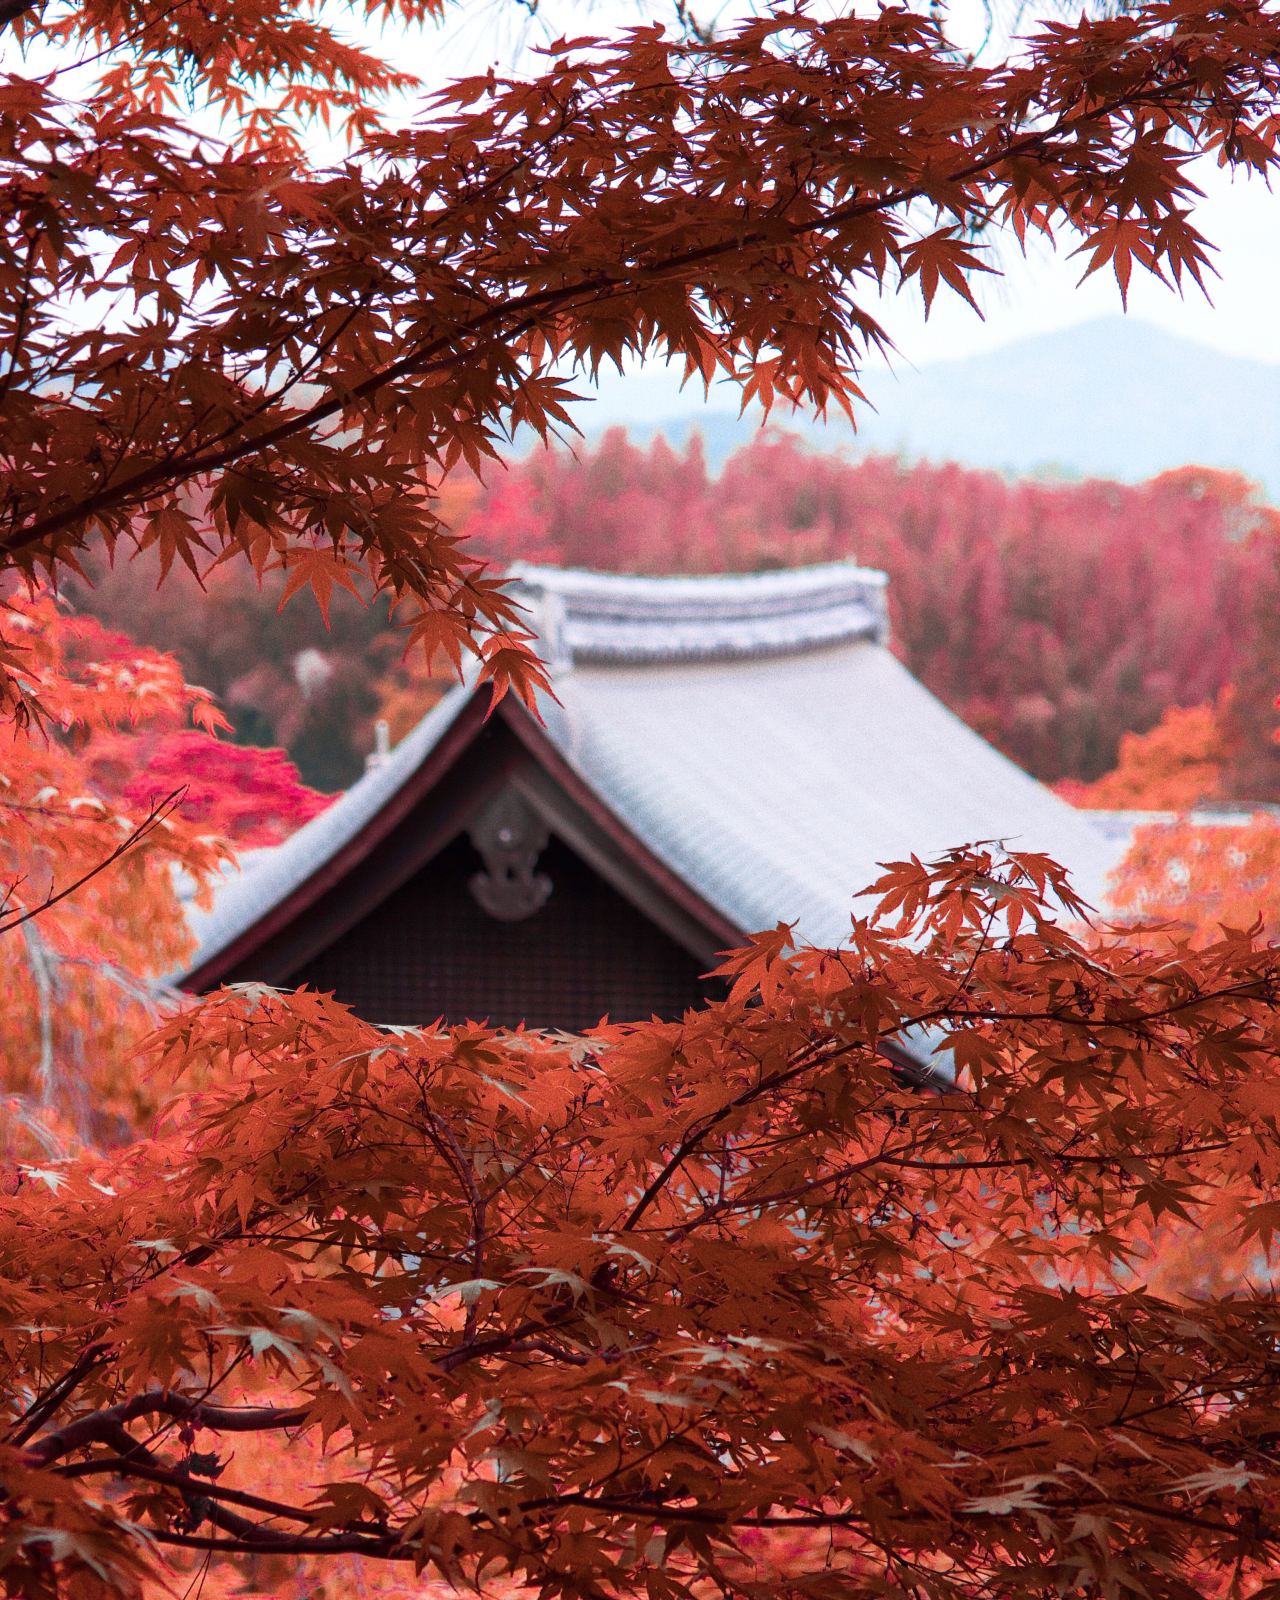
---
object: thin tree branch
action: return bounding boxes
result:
[0,66,1206,562]
[26,1392,312,1467]
[0,790,185,938]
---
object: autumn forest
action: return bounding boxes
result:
[77,435,1280,799]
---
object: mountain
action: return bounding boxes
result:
[597,318,1280,494]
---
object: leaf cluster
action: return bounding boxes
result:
[6,849,1280,1597]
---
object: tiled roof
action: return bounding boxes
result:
[531,621,1126,946]
[178,563,1128,981]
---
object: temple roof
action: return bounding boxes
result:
[179,562,1127,986]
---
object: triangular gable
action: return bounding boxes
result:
[181,685,742,994]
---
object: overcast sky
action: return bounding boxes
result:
[584,158,1280,422]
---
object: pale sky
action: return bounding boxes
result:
[579,156,1280,423]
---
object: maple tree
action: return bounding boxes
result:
[67,610,331,843]
[67,549,400,790]
[1096,689,1280,944]
[1218,529,1280,804]
[0,595,328,1156]
[1056,697,1229,809]
[62,474,488,789]
[5,0,1280,1593]
[0,599,235,1154]
[1056,689,1276,953]
[9,848,1280,1599]
[87,729,328,850]
[1107,808,1280,940]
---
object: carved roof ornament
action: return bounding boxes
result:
[467,788,553,922]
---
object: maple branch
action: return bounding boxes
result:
[0,231,41,409]
[659,1138,924,1232]
[614,1019,950,1237]
[39,1440,1280,1571]
[55,1458,329,1526]
[617,1037,869,1234]
[0,790,184,938]
[65,1428,393,1556]
[891,977,1277,1034]
[8,1341,113,1449]
[511,1487,1272,1543]
[0,48,1231,564]
[619,954,1271,1237]
[181,93,585,466]
[142,1527,401,1556]
[26,1392,312,1468]
[646,1131,1236,1238]
[436,1306,579,1374]
[419,1101,488,1339]
[28,1402,354,1557]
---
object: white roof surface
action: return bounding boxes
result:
[180,563,1128,978]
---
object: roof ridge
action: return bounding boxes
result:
[510,561,890,665]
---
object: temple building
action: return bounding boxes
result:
[178,563,1125,1031]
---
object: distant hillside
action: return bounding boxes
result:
[602,318,1280,494]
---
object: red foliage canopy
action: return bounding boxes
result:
[7,851,1280,1600]
[88,728,328,849]
[1057,700,1228,810]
